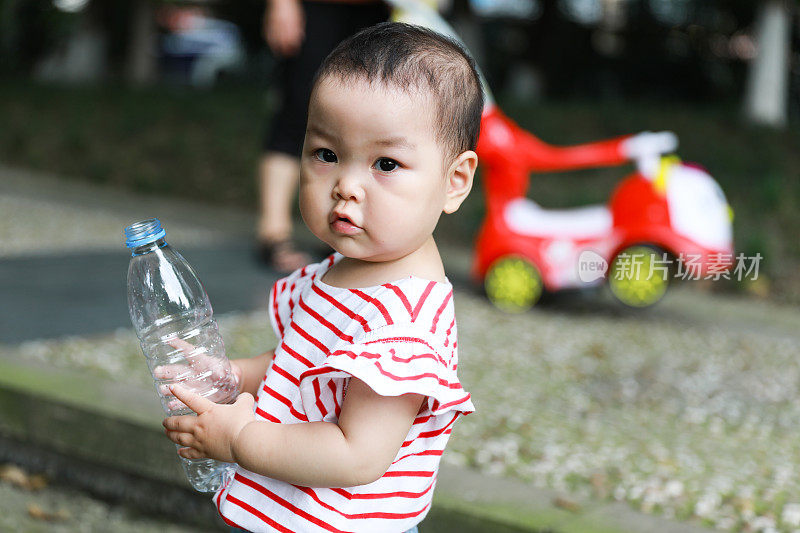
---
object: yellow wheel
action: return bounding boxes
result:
[484,256,543,312]
[608,245,670,308]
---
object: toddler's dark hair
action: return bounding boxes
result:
[313,22,484,160]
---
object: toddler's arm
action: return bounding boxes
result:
[232,350,275,397]
[163,378,424,487]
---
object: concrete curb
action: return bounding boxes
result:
[0,350,712,533]
[0,354,224,529]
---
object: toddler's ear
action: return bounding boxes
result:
[443,150,478,214]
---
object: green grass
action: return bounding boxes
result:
[1,80,798,298]
[0,81,267,204]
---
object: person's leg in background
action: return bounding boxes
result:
[256,151,307,271]
[256,0,311,271]
[256,0,389,272]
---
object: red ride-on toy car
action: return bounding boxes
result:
[386,0,735,311]
[474,105,735,311]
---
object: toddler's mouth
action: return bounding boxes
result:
[330,211,361,235]
[330,210,357,225]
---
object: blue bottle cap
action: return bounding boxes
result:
[124,218,167,249]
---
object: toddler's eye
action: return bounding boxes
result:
[314,148,337,163]
[374,158,399,172]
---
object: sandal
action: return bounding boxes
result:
[256,238,311,273]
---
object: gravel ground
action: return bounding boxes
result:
[0,194,230,258]
[450,289,800,533]
[3,286,799,532]
[0,464,200,533]
[0,165,250,259]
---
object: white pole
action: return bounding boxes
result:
[743,0,791,128]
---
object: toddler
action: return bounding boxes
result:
[162,21,483,533]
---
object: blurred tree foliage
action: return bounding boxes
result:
[0,0,133,76]
[0,0,267,78]
[478,0,761,102]
[0,0,780,106]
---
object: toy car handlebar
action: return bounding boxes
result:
[477,105,630,172]
[476,106,680,203]
[478,106,678,173]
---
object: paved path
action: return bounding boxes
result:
[0,242,281,343]
[0,165,299,344]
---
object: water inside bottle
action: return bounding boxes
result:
[141,314,238,492]
[125,219,238,493]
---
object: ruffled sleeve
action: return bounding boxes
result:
[298,324,474,422]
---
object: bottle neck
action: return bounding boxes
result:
[130,238,168,257]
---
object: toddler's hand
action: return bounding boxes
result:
[154,338,242,412]
[264,0,304,57]
[163,384,256,463]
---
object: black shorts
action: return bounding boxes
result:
[263,1,390,157]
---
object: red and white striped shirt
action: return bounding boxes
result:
[214,253,474,532]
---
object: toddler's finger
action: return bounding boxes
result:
[153,364,190,380]
[166,398,188,412]
[160,382,199,399]
[176,432,196,448]
[170,384,214,414]
[167,338,209,361]
[168,338,196,353]
[164,429,182,445]
[165,429,196,449]
[163,415,187,432]
[164,429,193,448]
[235,392,255,408]
[178,447,206,460]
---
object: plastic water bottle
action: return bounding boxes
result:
[124,218,238,493]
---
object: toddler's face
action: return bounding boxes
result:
[300,76,452,263]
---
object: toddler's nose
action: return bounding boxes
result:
[332,173,365,202]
